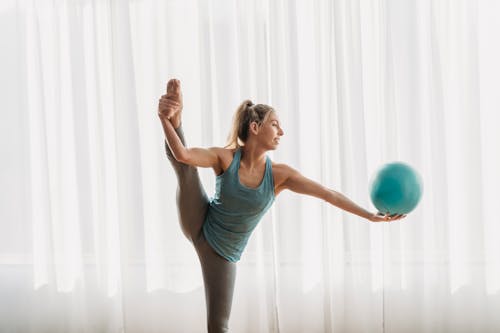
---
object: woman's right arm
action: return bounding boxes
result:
[160,116,220,169]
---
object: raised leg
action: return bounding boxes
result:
[165,125,209,245]
[161,79,235,332]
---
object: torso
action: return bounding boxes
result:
[203,147,278,263]
[212,148,289,196]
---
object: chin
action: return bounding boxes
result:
[264,141,280,151]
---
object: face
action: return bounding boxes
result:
[256,112,284,150]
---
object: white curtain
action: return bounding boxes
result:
[1,0,500,332]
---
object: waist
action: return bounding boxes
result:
[205,206,264,233]
[202,214,256,262]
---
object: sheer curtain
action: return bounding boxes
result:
[1,0,499,332]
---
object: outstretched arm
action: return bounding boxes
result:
[277,164,405,222]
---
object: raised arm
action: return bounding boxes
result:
[276,164,405,222]
[158,82,221,169]
[159,115,222,169]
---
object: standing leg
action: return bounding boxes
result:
[164,124,209,245]
[195,234,237,333]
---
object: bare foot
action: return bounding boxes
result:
[166,79,183,128]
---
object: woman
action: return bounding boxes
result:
[158,79,405,332]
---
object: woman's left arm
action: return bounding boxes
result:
[278,164,404,222]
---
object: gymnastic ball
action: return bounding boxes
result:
[369,162,423,215]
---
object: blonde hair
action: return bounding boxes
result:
[225,100,275,149]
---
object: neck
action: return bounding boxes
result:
[240,142,267,169]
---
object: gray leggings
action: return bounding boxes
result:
[164,126,236,333]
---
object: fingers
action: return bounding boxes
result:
[375,212,407,222]
[159,98,181,108]
[158,97,181,118]
[385,213,401,220]
[158,96,181,110]
[166,79,176,94]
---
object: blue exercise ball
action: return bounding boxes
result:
[369,162,423,215]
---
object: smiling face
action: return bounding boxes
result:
[255,111,284,150]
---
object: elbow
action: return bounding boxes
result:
[174,151,188,163]
[166,142,188,163]
[175,149,190,164]
[165,141,186,162]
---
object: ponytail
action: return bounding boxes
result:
[225,100,274,149]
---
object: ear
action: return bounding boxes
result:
[249,121,260,135]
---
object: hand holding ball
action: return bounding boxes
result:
[370,162,423,216]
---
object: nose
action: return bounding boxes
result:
[279,127,284,136]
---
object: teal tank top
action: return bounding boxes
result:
[202,148,275,262]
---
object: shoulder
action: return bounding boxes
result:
[271,162,297,176]
[209,146,235,156]
[210,147,238,174]
[210,147,237,161]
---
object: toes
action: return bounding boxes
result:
[166,79,177,94]
[165,83,182,105]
